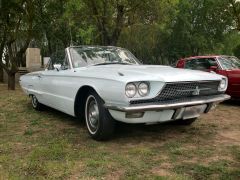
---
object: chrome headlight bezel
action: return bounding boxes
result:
[125,81,150,98]
[138,82,150,97]
[125,83,137,98]
[218,78,228,92]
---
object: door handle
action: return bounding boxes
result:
[37,74,42,78]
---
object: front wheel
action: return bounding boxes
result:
[31,95,44,111]
[85,90,115,140]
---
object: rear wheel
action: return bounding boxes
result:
[176,118,197,125]
[85,90,115,140]
[31,95,43,111]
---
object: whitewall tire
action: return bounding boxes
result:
[85,90,115,140]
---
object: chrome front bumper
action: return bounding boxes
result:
[105,94,230,113]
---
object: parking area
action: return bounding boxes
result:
[0,84,240,179]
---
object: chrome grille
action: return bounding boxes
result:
[130,81,221,104]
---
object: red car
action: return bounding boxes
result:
[176,55,240,99]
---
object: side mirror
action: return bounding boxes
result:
[209,66,218,71]
[53,64,61,71]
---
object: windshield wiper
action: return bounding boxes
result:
[94,62,132,66]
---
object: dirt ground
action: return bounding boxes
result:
[0,84,239,179]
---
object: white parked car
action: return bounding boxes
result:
[20,46,230,140]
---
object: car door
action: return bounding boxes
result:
[39,50,73,113]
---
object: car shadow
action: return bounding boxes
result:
[30,103,84,128]
[37,104,187,141]
[222,99,240,106]
[113,121,188,141]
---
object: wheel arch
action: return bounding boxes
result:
[74,85,100,118]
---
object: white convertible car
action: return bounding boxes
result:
[20,46,230,140]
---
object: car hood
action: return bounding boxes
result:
[76,64,223,82]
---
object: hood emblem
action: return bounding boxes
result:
[192,86,200,96]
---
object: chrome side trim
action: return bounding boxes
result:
[162,80,221,84]
[105,94,230,113]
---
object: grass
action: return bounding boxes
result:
[0,84,240,179]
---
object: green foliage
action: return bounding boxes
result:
[34,0,71,56]
[233,44,240,58]
[1,0,240,69]
[169,0,234,59]
[0,0,38,89]
[215,32,240,55]
[118,0,179,64]
[119,0,240,64]
[0,0,35,71]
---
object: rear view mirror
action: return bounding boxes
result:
[53,64,61,71]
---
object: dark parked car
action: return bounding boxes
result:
[176,55,240,99]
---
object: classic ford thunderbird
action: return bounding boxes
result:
[20,46,230,140]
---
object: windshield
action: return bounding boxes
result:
[69,46,140,68]
[218,56,240,70]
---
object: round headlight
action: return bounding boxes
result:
[219,78,227,91]
[125,83,137,98]
[138,82,149,96]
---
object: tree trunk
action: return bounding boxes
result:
[8,73,15,90]
[46,31,52,55]
[0,66,3,83]
[110,5,124,46]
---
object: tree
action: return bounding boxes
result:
[168,0,234,61]
[65,0,157,46]
[118,0,178,64]
[35,0,71,57]
[0,0,35,90]
[0,65,3,83]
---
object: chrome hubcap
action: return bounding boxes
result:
[85,95,99,134]
[88,103,99,128]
